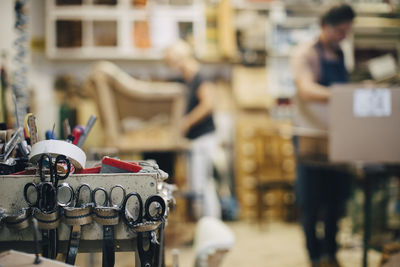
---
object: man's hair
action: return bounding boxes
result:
[165,39,194,60]
[321,4,355,26]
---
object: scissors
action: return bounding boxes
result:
[38,153,71,188]
[92,185,126,267]
[23,154,73,212]
[92,185,125,205]
[74,183,94,208]
[121,193,166,267]
[65,183,94,265]
[121,194,166,228]
[23,153,72,259]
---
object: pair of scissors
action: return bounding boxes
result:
[121,193,166,267]
[65,183,94,265]
[23,153,72,260]
[24,154,73,212]
[23,181,74,212]
[92,185,126,267]
[38,153,71,188]
[121,194,166,228]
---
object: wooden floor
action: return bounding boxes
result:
[74,220,382,267]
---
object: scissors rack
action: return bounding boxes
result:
[0,172,170,264]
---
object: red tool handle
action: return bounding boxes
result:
[71,126,84,145]
[101,157,142,173]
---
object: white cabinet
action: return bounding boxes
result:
[45,0,206,60]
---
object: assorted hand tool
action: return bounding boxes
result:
[0,112,97,174]
[0,113,171,267]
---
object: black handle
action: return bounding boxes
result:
[121,192,143,227]
[39,154,53,183]
[92,187,109,207]
[144,195,166,222]
[54,155,71,186]
[102,225,115,267]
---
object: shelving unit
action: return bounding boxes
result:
[45,0,206,60]
[262,1,400,98]
[233,0,400,15]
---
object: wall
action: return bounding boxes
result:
[1,0,172,140]
[0,0,57,135]
[0,0,15,54]
[2,0,230,144]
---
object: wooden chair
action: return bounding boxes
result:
[85,61,187,152]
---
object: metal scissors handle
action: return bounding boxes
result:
[92,187,108,208]
[23,182,57,212]
[75,183,93,208]
[23,182,40,208]
[38,154,53,183]
[121,194,166,227]
[92,185,126,208]
[121,192,143,227]
[108,184,126,209]
[38,154,71,187]
[56,183,74,207]
[144,195,166,222]
[24,182,73,211]
[54,155,71,186]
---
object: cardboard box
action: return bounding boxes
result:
[329,85,400,163]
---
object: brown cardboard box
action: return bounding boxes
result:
[329,85,400,163]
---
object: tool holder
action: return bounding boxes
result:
[64,206,93,226]
[3,207,31,230]
[0,172,172,267]
[93,207,120,226]
[34,209,60,230]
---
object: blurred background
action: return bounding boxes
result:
[1,0,400,266]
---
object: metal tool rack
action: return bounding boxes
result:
[0,170,172,266]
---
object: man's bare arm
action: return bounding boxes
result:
[292,48,331,103]
[182,81,214,134]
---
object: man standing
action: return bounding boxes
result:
[291,4,355,267]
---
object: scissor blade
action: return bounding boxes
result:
[102,225,115,267]
[41,230,50,258]
[66,225,81,265]
[49,229,58,259]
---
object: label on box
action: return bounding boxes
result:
[353,88,391,117]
